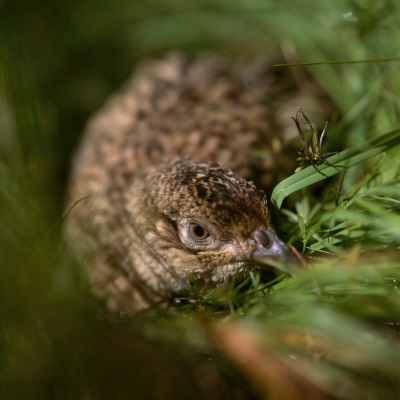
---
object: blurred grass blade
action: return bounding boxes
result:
[273,57,400,67]
[271,128,400,209]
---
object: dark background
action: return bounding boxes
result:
[1,1,400,399]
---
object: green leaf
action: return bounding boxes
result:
[273,57,400,67]
[271,128,400,209]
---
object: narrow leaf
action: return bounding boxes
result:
[273,57,400,67]
[271,128,400,209]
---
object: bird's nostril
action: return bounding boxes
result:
[252,229,270,248]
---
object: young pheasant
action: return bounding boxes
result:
[65,53,329,314]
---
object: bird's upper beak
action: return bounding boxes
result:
[237,227,303,276]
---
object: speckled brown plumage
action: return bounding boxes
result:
[65,53,330,314]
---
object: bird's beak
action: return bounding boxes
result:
[237,227,303,276]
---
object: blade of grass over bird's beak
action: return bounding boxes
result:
[271,128,400,209]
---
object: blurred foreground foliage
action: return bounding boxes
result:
[1,0,400,399]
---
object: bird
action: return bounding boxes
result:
[65,53,331,314]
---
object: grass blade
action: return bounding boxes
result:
[273,57,400,67]
[271,128,400,209]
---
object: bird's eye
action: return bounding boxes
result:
[188,222,210,242]
[177,219,213,250]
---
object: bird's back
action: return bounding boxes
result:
[69,53,329,200]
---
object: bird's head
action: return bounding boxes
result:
[125,158,298,293]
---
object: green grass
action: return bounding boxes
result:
[271,127,400,209]
[1,0,400,399]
